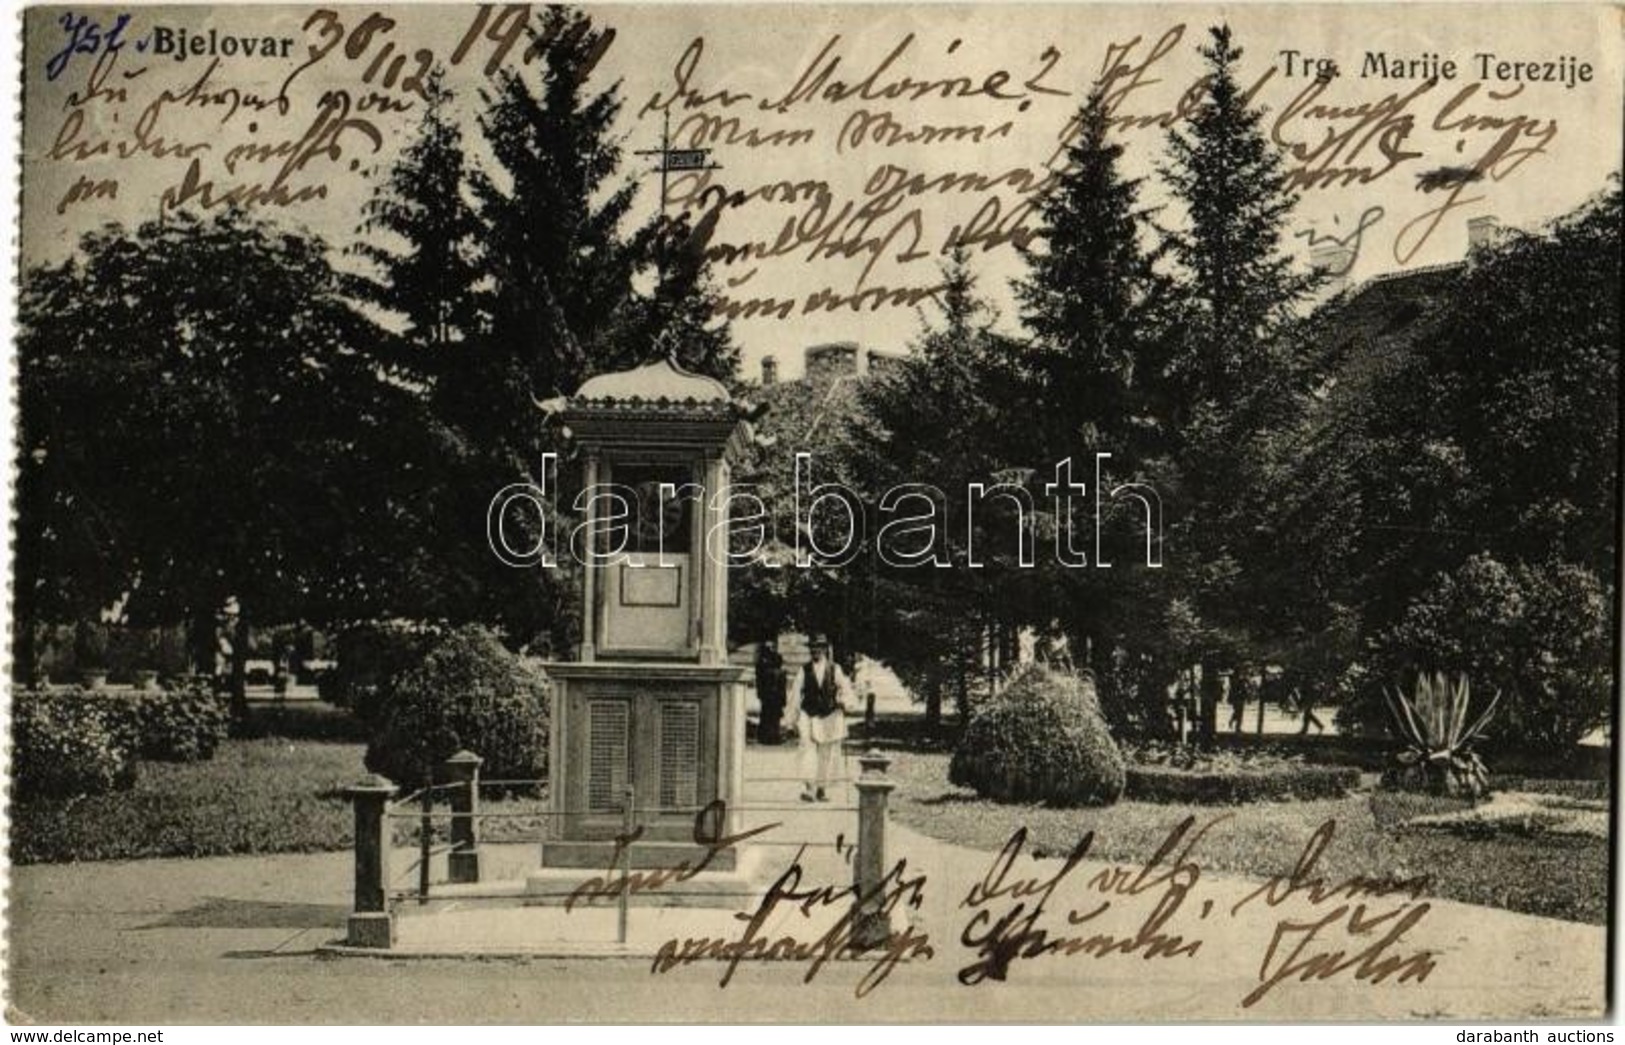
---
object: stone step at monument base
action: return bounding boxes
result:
[537,838,740,872]
[521,842,771,909]
[368,878,867,958]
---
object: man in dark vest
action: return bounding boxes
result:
[754,638,786,745]
[786,634,853,802]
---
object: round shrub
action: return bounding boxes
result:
[364,625,549,787]
[12,689,137,800]
[318,622,441,727]
[949,664,1125,806]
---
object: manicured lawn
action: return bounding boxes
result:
[11,738,554,865]
[11,739,368,864]
[887,751,1609,925]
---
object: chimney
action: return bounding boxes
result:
[1310,241,1354,296]
[761,355,778,387]
[805,342,860,382]
[1467,215,1500,252]
[866,349,903,378]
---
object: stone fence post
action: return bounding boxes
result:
[445,750,484,884]
[852,748,896,950]
[344,775,396,948]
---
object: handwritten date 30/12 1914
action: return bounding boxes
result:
[644,812,1439,1007]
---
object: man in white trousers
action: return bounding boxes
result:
[783,634,854,802]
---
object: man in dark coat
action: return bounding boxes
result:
[755,638,786,745]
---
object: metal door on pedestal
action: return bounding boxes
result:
[567,684,717,842]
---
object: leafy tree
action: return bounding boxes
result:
[15,211,435,713]
[1280,183,1620,747]
[1426,185,1620,580]
[1366,554,1610,750]
[13,266,132,680]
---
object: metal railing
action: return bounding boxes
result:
[340,744,896,950]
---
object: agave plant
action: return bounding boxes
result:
[1383,672,1501,799]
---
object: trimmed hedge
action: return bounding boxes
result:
[1491,777,1608,800]
[1394,792,1607,842]
[365,624,549,787]
[12,690,137,800]
[1206,728,1612,781]
[11,738,363,864]
[950,664,1125,807]
[1125,763,1361,805]
[11,683,230,800]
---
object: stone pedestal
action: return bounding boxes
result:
[538,660,747,872]
[345,911,396,948]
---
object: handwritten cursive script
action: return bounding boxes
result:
[651,849,933,997]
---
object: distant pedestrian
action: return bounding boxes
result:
[1294,687,1326,734]
[1227,672,1248,732]
[754,638,786,745]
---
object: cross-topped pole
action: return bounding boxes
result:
[634,111,722,218]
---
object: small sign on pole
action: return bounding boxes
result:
[635,112,724,216]
[662,149,711,172]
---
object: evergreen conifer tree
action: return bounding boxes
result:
[469,5,639,402]
[623,207,740,381]
[1161,25,1318,422]
[351,68,484,373]
[1016,87,1166,463]
[1157,25,1322,734]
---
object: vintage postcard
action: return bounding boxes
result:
[6,1,1621,1026]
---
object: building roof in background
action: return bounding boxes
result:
[1317,261,1465,406]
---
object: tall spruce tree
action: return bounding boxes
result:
[1012,87,1177,696]
[1161,25,1318,422]
[469,5,639,405]
[1016,87,1167,464]
[441,6,736,648]
[1157,25,1321,736]
[464,7,738,437]
[342,65,566,645]
[351,68,484,373]
[846,248,1033,726]
[622,207,740,380]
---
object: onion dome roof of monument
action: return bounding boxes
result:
[573,356,734,409]
[539,351,766,452]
